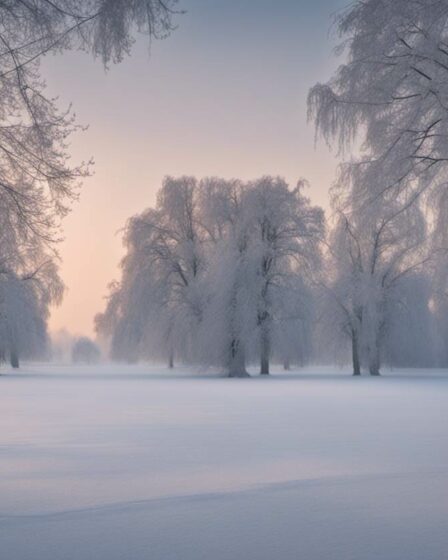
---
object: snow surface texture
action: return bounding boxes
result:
[1,364,447,559]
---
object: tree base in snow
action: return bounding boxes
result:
[10,354,19,369]
[228,370,251,378]
[352,371,381,376]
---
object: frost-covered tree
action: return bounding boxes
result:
[0,263,62,368]
[0,1,180,363]
[197,178,256,377]
[383,272,436,368]
[72,337,101,364]
[97,176,207,366]
[428,193,448,365]
[270,275,316,370]
[308,0,448,261]
[308,1,448,373]
[309,0,448,186]
[243,177,324,374]
[322,163,431,375]
[0,0,179,247]
[0,209,63,368]
[198,177,323,376]
[432,293,448,367]
[97,176,324,377]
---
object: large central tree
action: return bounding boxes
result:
[96,176,324,377]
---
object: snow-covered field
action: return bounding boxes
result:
[1,364,448,559]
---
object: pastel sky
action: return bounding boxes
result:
[43,0,347,337]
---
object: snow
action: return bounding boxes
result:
[1,364,448,559]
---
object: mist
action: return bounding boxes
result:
[1,1,448,559]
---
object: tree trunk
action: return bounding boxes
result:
[228,338,250,378]
[10,349,19,369]
[368,342,381,376]
[283,357,290,371]
[168,350,174,369]
[260,328,270,375]
[369,358,381,376]
[260,354,269,375]
[351,329,361,376]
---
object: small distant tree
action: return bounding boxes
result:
[72,337,101,364]
[51,329,75,363]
